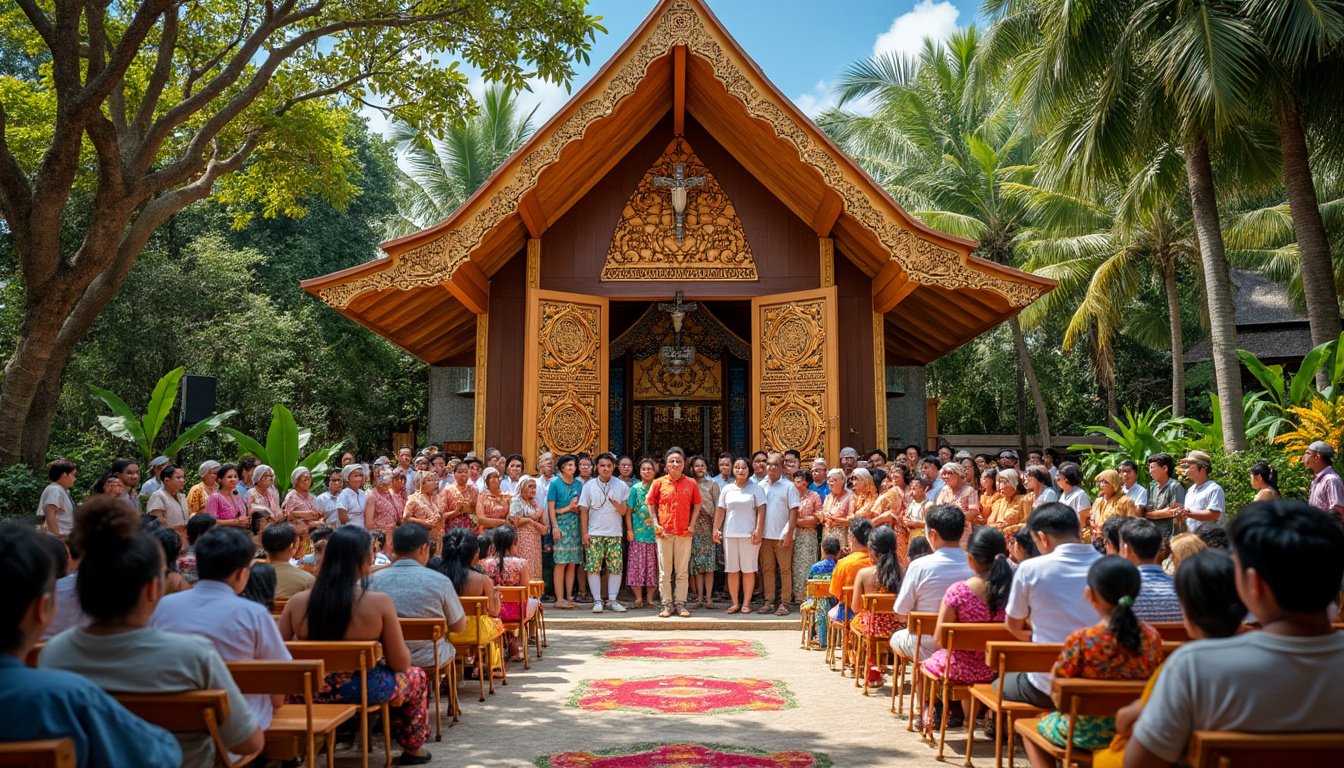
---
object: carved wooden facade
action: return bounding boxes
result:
[522,290,608,459]
[752,288,840,461]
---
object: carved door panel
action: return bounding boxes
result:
[522,289,609,460]
[751,287,839,461]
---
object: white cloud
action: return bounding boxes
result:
[873,0,960,60]
[793,79,838,119]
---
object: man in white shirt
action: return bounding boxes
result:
[920,456,946,502]
[750,451,769,484]
[1002,502,1102,707]
[149,527,291,730]
[755,452,800,615]
[139,456,171,498]
[1117,459,1148,513]
[1176,450,1224,535]
[579,453,630,613]
[1126,501,1344,768]
[890,505,974,659]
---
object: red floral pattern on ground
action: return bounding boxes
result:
[536,742,830,767]
[598,638,766,661]
[568,676,795,715]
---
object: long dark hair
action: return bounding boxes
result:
[438,528,479,594]
[1249,462,1279,495]
[1088,556,1144,653]
[967,526,1013,616]
[72,498,162,622]
[869,526,902,594]
[306,526,371,641]
[492,524,516,577]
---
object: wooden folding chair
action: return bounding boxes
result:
[284,641,389,768]
[113,690,261,768]
[497,585,532,670]
[850,593,898,694]
[800,579,831,649]
[916,623,1017,763]
[1149,621,1190,643]
[892,611,938,727]
[1014,678,1147,768]
[0,738,75,767]
[1186,730,1344,767]
[528,579,548,652]
[227,660,358,768]
[828,585,855,673]
[968,642,1062,768]
[270,598,289,617]
[452,596,505,702]
[397,618,457,739]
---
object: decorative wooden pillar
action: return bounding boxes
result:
[526,238,541,289]
[873,311,888,452]
[473,312,488,457]
[819,237,835,288]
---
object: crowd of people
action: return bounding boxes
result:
[6,437,1344,767]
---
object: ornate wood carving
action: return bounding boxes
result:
[474,312,488,456]
[315,0,1047,310]
[752,288,840,461]
[602,138,756,281]
[523,291,608,458]
[610,303,750,360]
[634,353,722,401]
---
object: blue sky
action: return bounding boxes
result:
[365,0,984,136]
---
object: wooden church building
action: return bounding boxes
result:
[302,0,1052,461]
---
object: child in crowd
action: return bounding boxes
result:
[802,536,842,646]
[906,535,933,562]
[299,525,335,571]
[370,529,391,566]
[1026,556,1164,768]
[905,477,930,529]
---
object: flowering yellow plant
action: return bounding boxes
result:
[1274,398,1344,465]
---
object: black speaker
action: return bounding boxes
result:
[180,375,217,426]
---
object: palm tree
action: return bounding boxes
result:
[1010,143,1200,417]
[978,0,1264,451]
[818,29,1054,448]
[386,85,538,238]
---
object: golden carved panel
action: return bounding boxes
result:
[602,138,756,281]
[633,353,722,401]
[753,289,837,461]
[526,291,607,459]
[761,390,825,460]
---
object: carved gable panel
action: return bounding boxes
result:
[602,138,757,281]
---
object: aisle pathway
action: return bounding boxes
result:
[413,627,996,767]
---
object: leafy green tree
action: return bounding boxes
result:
[385,84,539,238]
[0,0,602,466]
[221,405,341,494]
[820,30,1055,447]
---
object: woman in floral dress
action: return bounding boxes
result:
[871,468,911,568]
[402,471,444,554]
[790,469,823,604]
[624,460,659,608]
[475,467,511,533]
[364,470,402,540]
[846,525,905,685]
[246,465,284,529]
[281,467,326,551]
[438,460,478,533]
[507,476,547,583]
[820,469,854,552]
[689,456,719,607]
[480,525,541,662]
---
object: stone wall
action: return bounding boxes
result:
[885,366,927,452]
[428,367,475,444]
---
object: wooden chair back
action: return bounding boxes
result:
[861,593,897,613]
[270,598,288,616]
[1187,731,1344,767]
[454,596,493,643]
[984,641,1063,674]
[0,738,76,768]
[1050,678,1148,716]
[1150,621,1191,642]
[496,586,530,626]
[227,659,325,696]
[527,580,546,600]
[284,640,381,677]
[113,689,258,768]
[937,623,1017,653]
[398,617,447,644]
[806,580,832,599]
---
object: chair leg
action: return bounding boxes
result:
[475,649,486,702]
[964,695,977,767]
[522,625,531,670]
[327,731,336,768]
[908,662,922,732]
[993,709,1004,768]
[360,706,370,768]
[1006,714,1017,768]
[937,679,951,760]
[382,703,392,768]
[448,661,460,722]
[498,637,508,685]
[891,656,905,715]
[431,666,442,742]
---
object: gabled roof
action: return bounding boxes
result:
[300,0,1052,365]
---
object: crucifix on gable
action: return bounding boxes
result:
[652,152,707,244]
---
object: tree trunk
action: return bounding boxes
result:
[1278,97,1340,351]
[1015,341,1029,456]
[1185,135,1247,451]
[0,299,78,465]
[1162,257,1186,417]
[1009,316,1051,449]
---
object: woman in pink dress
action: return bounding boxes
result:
[507,476,547,583]
[872,467,912,568]
[475,467,510,532]
[922,527,1012,710]
[820,469,854,552]
[281,467,326,544]
[790,470,824,604]
[935,462,980,546]
[364,469,402,540]
[206,464,250,530]
[402,471,444,554]
[480,524,540,662]
[246,465,284,528]
[438,461,478,532]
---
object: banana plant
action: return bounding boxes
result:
[88,367,236,468]
[220,404,342,493]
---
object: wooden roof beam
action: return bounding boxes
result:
[443,260,490,315]
[873,259,917,313]
[673,45,687,135]
[517,192,547,239]
[812,188,843,236]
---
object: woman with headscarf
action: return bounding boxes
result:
[1090,468,1138,543]
[507,475,547,583]
[438,460,478,533]
[187,460,220,514]
[986,468,1032,533]
[365,469,402,539]
[246,465,283,529]
[935,461,981,546]
[282,467,326,540]
[402,471,444,552]
[850,468,880,521]
[475,467,510,532]
[820,468,854,552]
[336,464,366,528]
[871,468,911,567]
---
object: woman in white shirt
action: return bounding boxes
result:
[1056,461,1093,534]
[336,464,367,528]
[713,457,766,615]
[39,460,78,537]
[145,464,189,541]
[315,471,344,525]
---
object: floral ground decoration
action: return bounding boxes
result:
[568,675,795,715]
[534,742,832,767]
[597,638,767,661]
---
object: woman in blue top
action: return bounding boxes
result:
[547,454,585,608]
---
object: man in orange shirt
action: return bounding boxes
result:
[645,447,702,618]
[828,518,873,625]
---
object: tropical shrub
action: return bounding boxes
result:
[88,367,235,468]
[1070,407,1187,483]
[1274,398,1344,466]
[1208,446,1310,516]
[0,464,48,518]
[221,405,342,494]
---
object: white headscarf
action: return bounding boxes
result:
[198,460,221,478]
[253,464,274,486]
[480,466,501,491]
[290,466,311,489]
[342,464,363,483]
